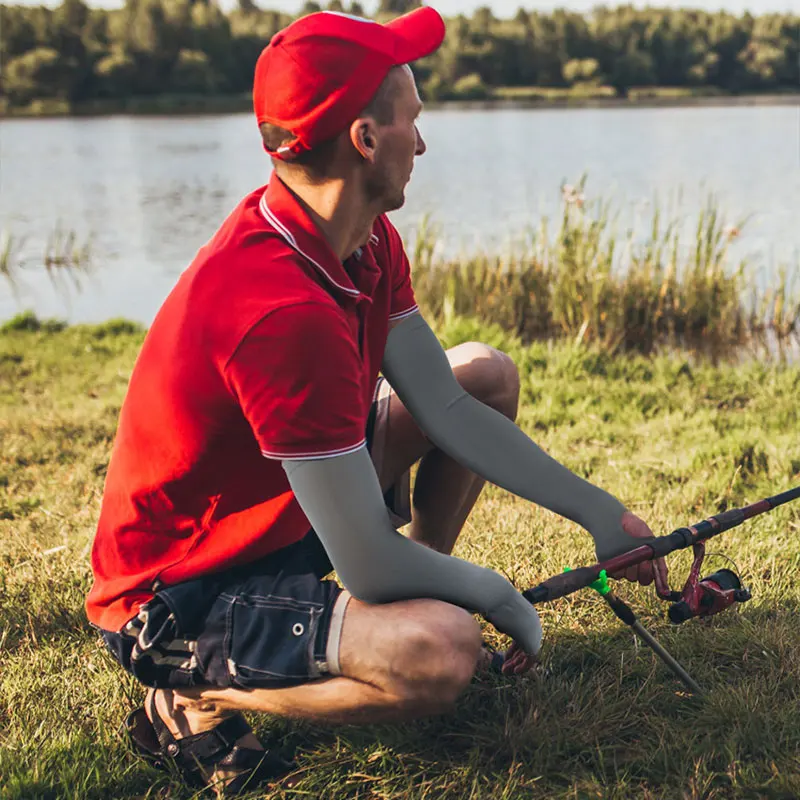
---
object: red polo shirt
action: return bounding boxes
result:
[86,173,419,632]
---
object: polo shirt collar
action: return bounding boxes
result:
[259,173,379,302]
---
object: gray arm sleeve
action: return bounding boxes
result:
[282,447,543,655]
[382,314,639,561]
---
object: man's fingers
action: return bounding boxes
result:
[653,556,669,586]
[500,642,539,676]
[501,653,519,675]
[637,560,654,586]
[504,654,536,676]
[515,658,533,675]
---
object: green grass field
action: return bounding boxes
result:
[1,313,799,799]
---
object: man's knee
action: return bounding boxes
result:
[391,602,482,714]
[452,342,520,420]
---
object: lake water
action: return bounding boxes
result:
[1,103,799,325]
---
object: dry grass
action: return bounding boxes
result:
[1,225,92,303]
[1,314,799,798]
[411,180,800,363]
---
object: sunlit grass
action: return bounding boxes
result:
[1,316,798,798]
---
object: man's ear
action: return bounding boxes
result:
[350,118,379,162]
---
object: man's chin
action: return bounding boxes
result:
[384,192,406,213]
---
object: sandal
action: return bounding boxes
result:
[481,642,508,674]
[123,692,296,796]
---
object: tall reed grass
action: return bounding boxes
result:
[1,224,93,300]
[410,179,800,361]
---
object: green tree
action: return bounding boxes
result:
[186,1,233,91]
[170,48,220,92]
[737,40,786,89]
[1,3,798,109]
[472,6,493,35]
[452,72,490,100]
[611,44,657,93]
[0,6,38,62]
[376,0,420,16]
[93,46,137,96]
[50,0,94,100]
[3,47,68,104]
[563,57,601,86]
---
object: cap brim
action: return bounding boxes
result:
[385,6,445,64]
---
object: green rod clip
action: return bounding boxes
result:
[563,566,611,596]
[589,569,611,596]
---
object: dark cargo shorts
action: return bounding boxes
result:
[100,377,412,690]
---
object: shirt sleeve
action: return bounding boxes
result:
[225,302,366,460]
[379,216,419,323]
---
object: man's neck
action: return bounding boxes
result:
[278,174,377,262]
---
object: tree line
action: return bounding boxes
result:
[1,0,798,110]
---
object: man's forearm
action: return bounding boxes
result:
[382,315,630,557]
[282,447,543,655]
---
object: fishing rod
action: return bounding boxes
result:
[523,486,800,695]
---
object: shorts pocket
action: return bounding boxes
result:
[225,594,323,688]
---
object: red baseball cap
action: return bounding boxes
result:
[253,7,445,160]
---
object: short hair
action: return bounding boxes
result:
[259,65,401,180]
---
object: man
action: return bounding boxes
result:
[87,7,666,796]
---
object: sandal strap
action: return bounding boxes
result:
[177,715,252,765]
[145,691,252,767]
[481,642,506,674]
[217,744,285,771]
[128,695,295,795]
[146,690,177,754]
[221,749,296,796]
[123,707,163,764]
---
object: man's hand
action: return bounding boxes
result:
[606,511,668,588]
[501,640,539,676]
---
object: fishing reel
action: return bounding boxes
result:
[524,487,798,695]
[658,542,751,624]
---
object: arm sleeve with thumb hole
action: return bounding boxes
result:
[381,314,634,560]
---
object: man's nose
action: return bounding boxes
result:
[415,125,426,156]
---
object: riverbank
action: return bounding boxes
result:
[3,184,799,362]
[2,87,798,119]
[1,313,799,799]
[410,189,800,363]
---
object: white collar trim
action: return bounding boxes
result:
[259,191,360,298]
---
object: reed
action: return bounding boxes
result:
[0,229,24,297]
[1,224,93,300]
[410,180,799,361]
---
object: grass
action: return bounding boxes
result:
[492,86,737,103]
[1,225,93,303]
[411,180,800,362]
[1,312,799,798]
[7,184,799,364]
[492,85,619,101]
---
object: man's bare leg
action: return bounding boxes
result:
[146,597,482,764]
[145,340,521,785]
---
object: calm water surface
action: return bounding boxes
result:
[1,104,798,324]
